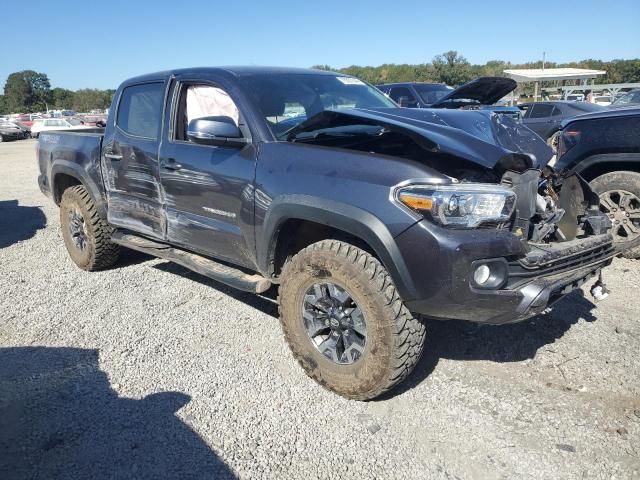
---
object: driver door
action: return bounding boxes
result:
[158,76,258,269]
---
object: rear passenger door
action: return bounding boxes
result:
[523,103,555,138]
[102,81,167,239]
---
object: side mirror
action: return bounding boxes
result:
[397,96,410,108]
[187,116,248,147]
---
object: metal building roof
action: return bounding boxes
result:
[503,68,607,82]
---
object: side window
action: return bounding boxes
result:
[388,86,417,106]
[174,84,240,142]
[117,83,164,139]
[551,106,562,116]
[529,104,554,118]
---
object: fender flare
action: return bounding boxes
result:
[570,152,640,179]
[50,160,107,218]
[259,194,419,300]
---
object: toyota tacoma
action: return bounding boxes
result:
[38,67,615,400]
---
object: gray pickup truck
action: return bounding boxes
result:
[37,67,615,399]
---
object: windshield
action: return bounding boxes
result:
[413,84,453,104]
[612,91,638,105]
[238,73,395,139]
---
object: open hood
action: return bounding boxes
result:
[287,107,552,171]
[429,77,517,108]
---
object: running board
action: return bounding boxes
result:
[111,231,272,293]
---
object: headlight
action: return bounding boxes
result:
[397,184,516,228]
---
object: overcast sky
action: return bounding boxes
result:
[2,0,639,90]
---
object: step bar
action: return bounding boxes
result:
[112,231,272,293]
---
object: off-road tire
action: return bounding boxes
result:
[590,171,640,259]
[278,239,426,400]
[60,185,120,270]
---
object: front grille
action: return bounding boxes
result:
[507,234,614,285]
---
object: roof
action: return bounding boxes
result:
[122,66,344,85]
[562,106,640,126]
[503,68,607,82]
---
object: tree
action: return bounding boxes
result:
[72,89,114,112]
[2,70,51,112]
[51,88,75,109]
[3,72,31,112]
[431,51,473,86]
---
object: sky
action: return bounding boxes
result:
[2,0,639,91]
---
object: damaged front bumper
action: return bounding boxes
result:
[395,221,615,325]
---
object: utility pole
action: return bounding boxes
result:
[542,52,546,71]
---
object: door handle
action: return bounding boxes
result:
[161,158,183,171]
[104,153,123,160]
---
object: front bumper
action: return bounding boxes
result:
[396,220,615,324]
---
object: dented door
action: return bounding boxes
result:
[102,81,167,239]
[157,76,258,269]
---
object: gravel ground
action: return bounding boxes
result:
[1,139,639,479]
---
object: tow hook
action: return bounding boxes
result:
[590,272,610,302]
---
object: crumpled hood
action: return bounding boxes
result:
[288,107,553,170]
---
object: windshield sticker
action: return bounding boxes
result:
[337,77,365,85]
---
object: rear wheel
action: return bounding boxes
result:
[590,171,640,259]
[278,239,426,400]
[60,185,120,270]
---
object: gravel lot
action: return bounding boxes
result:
[1,139,639,479]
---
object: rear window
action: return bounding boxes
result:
[116,83,164,139]
[529,104,554,118]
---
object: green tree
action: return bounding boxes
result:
[3,72,31,112]
[431,50,473,86]
[2,70,52,112]
[51,88,75,109]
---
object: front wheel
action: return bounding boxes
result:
[590,171,640,259]
[278,240,426,400]
[60,185,120,270]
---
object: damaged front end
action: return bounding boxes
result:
[289,107,616,321]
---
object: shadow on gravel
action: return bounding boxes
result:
[386,290,598,398]
[0,200,46,248]
[0,347,235,480]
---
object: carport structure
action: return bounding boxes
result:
[503,68,607,101]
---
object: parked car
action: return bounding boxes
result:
[377,77,522,121]
[592,95,614,106]
[609,89,640,108]
[0,123,24,142]
[0,121,30,139]
[518,101,604,147]
[13,113,42,128]
[30,118,92,138]
[555,107,640,257]
[37,67,614,400]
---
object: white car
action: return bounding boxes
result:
[30,118,92,138]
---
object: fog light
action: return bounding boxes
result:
[473,265,491,285]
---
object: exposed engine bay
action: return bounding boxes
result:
[287,107,612,246]
[500,167,611,244]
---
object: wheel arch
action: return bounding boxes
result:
[572,153,640,182]
[259,195,419,300]
[51,161,107,218]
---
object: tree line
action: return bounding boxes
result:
[2,54,639,114]
[0,70,115,114]
[313,51,640,88]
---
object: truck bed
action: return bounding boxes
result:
[37,129,106,210]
